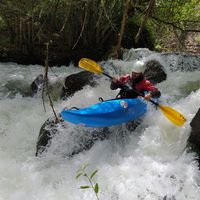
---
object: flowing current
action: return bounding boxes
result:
[0,49,200,200]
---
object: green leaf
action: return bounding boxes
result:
[94,183,99,194]
[76,172,82,179]
[80,186,91,189]
[77,168,83,174]
[90,170,98,179]
[83,164,89,170]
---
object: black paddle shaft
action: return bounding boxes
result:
[103,72,113,79]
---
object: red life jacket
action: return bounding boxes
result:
[117,74,158,93]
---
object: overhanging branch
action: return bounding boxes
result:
[151,16,200,32]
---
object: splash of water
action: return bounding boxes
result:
[0,49,200,200]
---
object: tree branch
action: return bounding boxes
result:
[43,42,60,123]
[151,16,200,32]
[111,0,129,58]
[135,0,155,43]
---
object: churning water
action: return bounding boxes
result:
[0,49,200,200]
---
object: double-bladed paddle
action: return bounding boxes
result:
[78,58,186,126]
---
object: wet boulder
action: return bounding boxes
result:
[30,71,98,100]
[188,108,200,160]
[144,60,167,84]
[35,117,67,156]
[61,71,98,99]
[35,116,111,157]
[36,114,142,158]
[31,74,44,96]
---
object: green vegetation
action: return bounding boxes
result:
[0,0,199,64]
[76,164,100,200]
[152,0,200,51]
[195,35,200,44]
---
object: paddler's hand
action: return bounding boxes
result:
[144,93,152,101]
[112,77,118,83]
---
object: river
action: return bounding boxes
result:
[0,49,200,200]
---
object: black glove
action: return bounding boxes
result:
[110,81,120,90]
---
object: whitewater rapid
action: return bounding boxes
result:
[0,50,200,200]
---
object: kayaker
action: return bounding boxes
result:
[110,60,161,100]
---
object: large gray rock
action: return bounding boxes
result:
[188,108,200,166]
[61,71,98,99]
[30,70,98,100]
[31,74,44,96]
[35,116,111,157]
[35,117,141,158]
[144,60,167,84]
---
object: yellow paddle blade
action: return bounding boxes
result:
[79,58,103,74]
[158,104,186,126]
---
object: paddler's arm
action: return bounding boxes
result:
[110,75,131,90]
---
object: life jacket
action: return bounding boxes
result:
[117,74,158,94]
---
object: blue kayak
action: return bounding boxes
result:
[60,98,147,127]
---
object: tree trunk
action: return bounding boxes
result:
[111,0,129,58]
[135,0,155,43]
